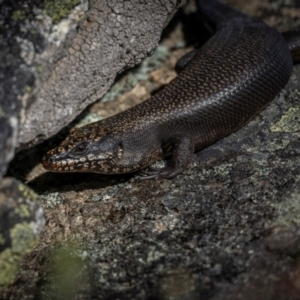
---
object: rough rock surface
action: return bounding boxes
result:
[2,0,300,299]
[0,178,45,289]
[0,0,89,179]
[17,0,186,148]
[0,0,185,294]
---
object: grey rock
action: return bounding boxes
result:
[0,177,45,289]
[2,0,300,299]
[17,0,186,148]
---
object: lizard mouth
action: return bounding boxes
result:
[41,154,59,170]
[41,144,124,172]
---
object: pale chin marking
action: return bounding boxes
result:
[117,146,123,159]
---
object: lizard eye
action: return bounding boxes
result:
[73,142,89,155]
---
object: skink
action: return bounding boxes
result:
[42,0,299,180]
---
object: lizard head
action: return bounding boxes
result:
[41,126,124,174]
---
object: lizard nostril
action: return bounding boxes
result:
[48,157,54,164]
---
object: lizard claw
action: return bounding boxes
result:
[138,168,161,180]
[138,166,183,180]
[139,167,162,175]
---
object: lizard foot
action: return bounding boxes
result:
[138,166,183,180]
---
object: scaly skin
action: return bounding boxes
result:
[42,0,294,179]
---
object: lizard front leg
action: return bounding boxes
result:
[140,133,194,180]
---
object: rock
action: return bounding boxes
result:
[0,177,45,289]
[2,0,300,298]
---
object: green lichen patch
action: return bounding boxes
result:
[0,178,45,289]
[18,182,38,202]
[270,105,300,132]
[11,10,28,22]
[38,242,91,299]
[11,7,37,24]
[0,223,39,288]
[36,65,45,74]
[10,223,39,254]
[15,204,31,218]
[43,0,81,24]
[0,250,22,288]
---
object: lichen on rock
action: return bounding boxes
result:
[0,178,45,289]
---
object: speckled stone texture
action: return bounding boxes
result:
[0,178,45,289]
[17,0,187,148]
[0,0,89,179]
[1,0,300,299]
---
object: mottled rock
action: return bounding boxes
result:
[2,0,300,299]
[17,0,186,148]
[0,0,89,180]
[0,178,45,289]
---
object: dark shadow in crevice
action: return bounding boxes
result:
[28,171,135,195]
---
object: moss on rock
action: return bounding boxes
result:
[0,178,45,289]
[43,0,81,24]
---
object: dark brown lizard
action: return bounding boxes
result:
[42,0,300,180]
